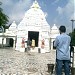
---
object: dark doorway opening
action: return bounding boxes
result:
[28,31,39,47]
[9,38,14,47]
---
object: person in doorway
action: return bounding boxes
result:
[27,38,31,51]
[54,26,71,75]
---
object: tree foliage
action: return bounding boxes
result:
[69,29,75,46]
[0,1,9,29]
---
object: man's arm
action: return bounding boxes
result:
[54,37,58,48]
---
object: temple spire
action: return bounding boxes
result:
[31,0,40,9]
[35,0,37,2]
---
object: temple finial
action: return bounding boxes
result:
[35,0,37,3]
[31,0,40,9]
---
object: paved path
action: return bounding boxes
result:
[0,48,56,75]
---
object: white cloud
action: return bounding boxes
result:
[71,12,75,20]
[54,0,74,33]
[1,0,13,5]
[56,0,74,19]
[56,7,63,14]
[71,0,75,20]
[8,0,32,22]
[1,0,33,24]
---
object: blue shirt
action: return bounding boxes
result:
[54,33,71,60]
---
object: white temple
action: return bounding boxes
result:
[5,21,17,36]
[50,24,59,50]
[0,21,17,48]
[15,1,50,53]
[0,1,59,53]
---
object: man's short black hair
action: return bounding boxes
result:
[59,26,66,32]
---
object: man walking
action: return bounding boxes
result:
[27,38,31,51]
[54,26,71,75]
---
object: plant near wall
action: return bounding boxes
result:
[69,29,75,46]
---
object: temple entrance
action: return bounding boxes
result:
[9,38,14,47]
[6,38,14,47]
[28,31,39,47]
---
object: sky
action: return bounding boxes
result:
[0,0,75,33]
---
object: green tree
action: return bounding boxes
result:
[0,1,9,30]
[69,29,75,46]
